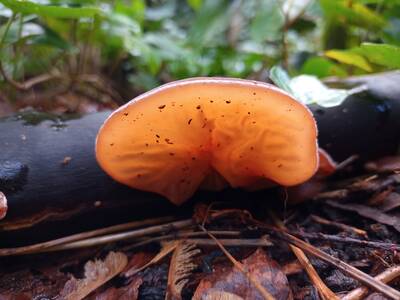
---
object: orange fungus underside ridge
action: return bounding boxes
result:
[95,77,319,205]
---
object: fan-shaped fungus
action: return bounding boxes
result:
[96,78,319,204]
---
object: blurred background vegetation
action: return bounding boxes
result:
[0,0,399,115]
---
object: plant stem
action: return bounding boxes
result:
[0,12,16,50]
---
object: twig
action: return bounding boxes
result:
[41,219,193,253]
[0,216,183,256]
[0,62,62,90]
[77,73,122,102]
[336,155,359,171]
[199,225,276,300]
[313,189,349,201]
[127,237,273,250]
[124,241,179,277]
[122,230,241,251]
[342,265,400,300]
[310,215,368,238]
[293,232,400,251]
[278,231,400,300]
[326,201,400,233]
[184,238,273,247]
[272,214,339,300]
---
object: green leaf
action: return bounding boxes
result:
[144,33,188,60]
[269,66,294,95]
[128,71,159,91]
[250,0,284,42]
[115,0,146,24]
[0,0,102,18]
[320,0,386,28]
[270,66,363,107]
[325,49,373,71]
[145,0,176,21]
[187,0,202,11]
[30,25,73,50]
[358,42,400,68]
[124,36,161,75]
[188,0,234,47]
[289,75,364,107]
[382,18,400,46]
[301,57,347,78]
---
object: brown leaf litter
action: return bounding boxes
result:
[193,248,292,300]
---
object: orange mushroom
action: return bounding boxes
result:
[317,148,337,177]
[95,78,319,205]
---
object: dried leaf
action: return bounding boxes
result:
[368,188,394,206]
[365,293,390,300]
[59,251,128,300]
[327,201,400,233]
[165,242,200,300]
[193,248,292,300]
[92,276,143,300]
[380,193,400,212]
[0,191,7,220]
[202,290,244,300]
[282,261,303,276]
[124,241,178,277]
[365,156,400,173]
[0,293,31,300]
[122,252,153,274]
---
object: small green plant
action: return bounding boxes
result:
[0,0,399,109]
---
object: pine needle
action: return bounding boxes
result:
[271,214,339,300]
[123,241,179,277]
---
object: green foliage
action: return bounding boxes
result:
[0,0,101,18]
[0,0,399,101]
[320,0,386,29]
[270,66,361,107]
[250,0,284,42]
[325,49,373,71]
[301,57,347,78]
[358,42,400,68]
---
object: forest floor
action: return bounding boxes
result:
[1,160,400,300]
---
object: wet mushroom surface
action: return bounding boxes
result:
[96,78,319,204]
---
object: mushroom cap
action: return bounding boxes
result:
[95,77,319,204]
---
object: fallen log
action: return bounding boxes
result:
[1,72,399,246]
[314,71,400,162]
[0,111,180,246]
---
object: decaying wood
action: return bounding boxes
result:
[0,72,400,244]
[0,111,177,246]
